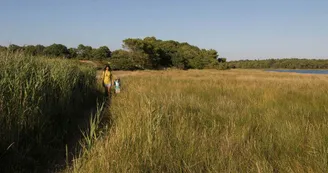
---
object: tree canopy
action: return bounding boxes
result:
[8,44,22,52]
[92,46,111,60]
[112,37,222,70]
[0,43,111,60]
[43,44,69,57]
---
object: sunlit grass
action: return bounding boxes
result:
[69,69,328,172]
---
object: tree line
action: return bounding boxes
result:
[4,38,326,70]
[0,44,111,60]
[228,59,328,69]
[0,37,228,70]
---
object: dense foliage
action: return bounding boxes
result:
[111,37,222,70]
[3,43,111,60]
[228,59,328,69]
[6,38,328,70]
[0,52,99,172]
[0,37,227,70]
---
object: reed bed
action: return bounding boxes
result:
[0,52,98,172]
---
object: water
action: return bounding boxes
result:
[266,69,328,75]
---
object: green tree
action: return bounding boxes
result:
[77,44,93,59]
[143,37,161,68]
[110,37,224,70]
[43,44,69,57]
[110,50,136,70]
[8,44,22,52]
[68,48,78,58]
[24,45,37,56]
[206,49,219,59]
[123,39,152,69]
[92,46,111,59]
[177,44,200,69]
[217,58,227,63]
[35,44,45,56]
[171,52,188,69]
[157,40,178,67]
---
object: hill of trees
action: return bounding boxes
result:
[110,37,227,70]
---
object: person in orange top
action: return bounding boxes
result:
[102,65,113,97]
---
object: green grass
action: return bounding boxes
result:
[0,52,101,172]
[68,70,328,173]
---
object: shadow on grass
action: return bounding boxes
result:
[0,88,113,173]
[52,89,113,172]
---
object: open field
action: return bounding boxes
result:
[68,69,328,173]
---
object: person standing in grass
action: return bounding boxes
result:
[102,65,113,97]
[114,77,121,94]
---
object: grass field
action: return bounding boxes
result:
[67,69,328,173]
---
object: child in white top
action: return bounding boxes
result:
[114,78,121,94]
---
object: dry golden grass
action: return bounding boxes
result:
[68,69,328,173]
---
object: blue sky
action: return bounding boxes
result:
[1,0,327,60]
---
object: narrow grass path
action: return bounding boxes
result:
[49,71,111,172]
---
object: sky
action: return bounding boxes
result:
[0,0,327,60]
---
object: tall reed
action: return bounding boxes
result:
[0,52,98,172]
